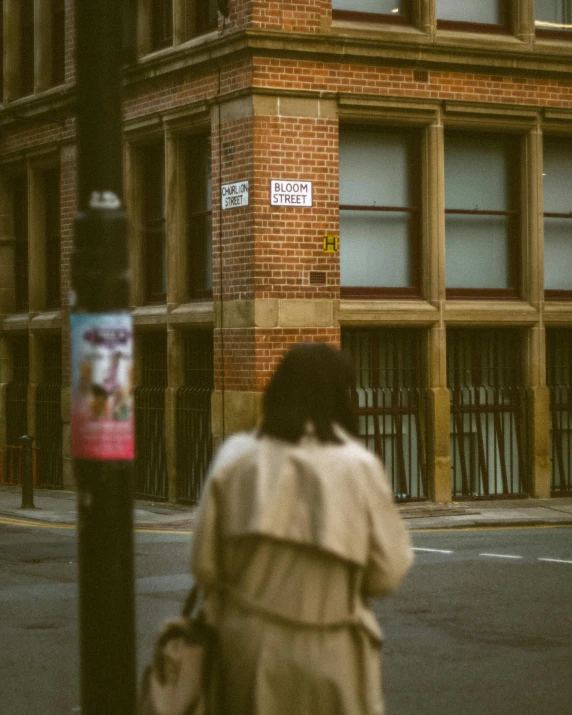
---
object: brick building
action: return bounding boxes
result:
[1,1,572,503]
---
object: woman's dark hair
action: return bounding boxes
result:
[259,342,357,444]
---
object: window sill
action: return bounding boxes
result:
[444,299,539,325]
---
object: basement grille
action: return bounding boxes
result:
[309,271,326,285]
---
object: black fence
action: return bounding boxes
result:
[134,333,168,500]
[176,330,214,504]
[547,329,572,495]
[450,385,528,498]
[448,329,528,498]
[343,329,428,501]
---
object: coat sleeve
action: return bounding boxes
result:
[362,458,414,598]
[190,474,221,587]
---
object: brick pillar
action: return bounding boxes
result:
[211,92,340,441]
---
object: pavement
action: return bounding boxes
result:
[2,484,572,531]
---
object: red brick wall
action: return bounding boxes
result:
[251,58,572,106]
[251,0,331,32]
[253,115,339,300]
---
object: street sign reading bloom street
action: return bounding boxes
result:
[270,179,312,207]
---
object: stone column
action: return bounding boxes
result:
[426,112,451,502]
[524,122,551,498]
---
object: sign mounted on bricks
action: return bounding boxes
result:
[221,180,249,209]
[270,179,312,207]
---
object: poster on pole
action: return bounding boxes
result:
[70,312,134,460]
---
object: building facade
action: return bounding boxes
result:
[1,0,572,503]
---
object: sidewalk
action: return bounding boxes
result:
[2,484,572,530]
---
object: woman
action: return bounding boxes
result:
[191,342,413,715]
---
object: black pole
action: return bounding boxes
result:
[73,3,136,715]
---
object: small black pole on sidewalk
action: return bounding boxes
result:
[19,435,34,510]
[73,3,136,715]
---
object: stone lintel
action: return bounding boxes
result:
[216,299,334,329]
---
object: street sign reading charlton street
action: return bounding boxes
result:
[270,179,313,207]
[221,180,249,209]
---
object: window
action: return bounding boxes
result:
[186,134,212,298]
[339,128,420,297]
[13,174,29,312]
[142,143,167,303]
[437,0,508,31]
[543,137,572,296]
[536,0,572,34]
[445,132,520,296]
[20,0,35,97]
[44,167,61,309]
[140,1,217,55]
[183,0,218,39]
[332,0,409,24]
[151,0,174,51]
[51,0,66,86]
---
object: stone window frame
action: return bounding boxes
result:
[338,125,423,299]
[164,114,213,306]
[125,107,212,310]
[540,115,572,301]
[2,0,66,102]
[337,96,440,302]
[137,0,218,57]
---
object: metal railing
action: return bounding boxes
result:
[134,334,168,500]
[450,385,528,498]
[351,386,428,500]
[549,384,572,495]
[176,386,212,504]
[176,330,214,504]
[134,385,168,499]
[0,445,37,487]
[35,382,63,488]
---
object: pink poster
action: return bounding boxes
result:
[70,312,134,460]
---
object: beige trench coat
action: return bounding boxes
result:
[191,428,414,715]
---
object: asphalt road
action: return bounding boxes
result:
[0,519,571,715]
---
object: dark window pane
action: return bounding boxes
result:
[187,135,212,297]
[45,167,61,309]
[142,143,167,302]
[51,0,66,86]
[13,174,29,312]
[184,0,218,38]
[20,0,35,96]
[151,0,173,50]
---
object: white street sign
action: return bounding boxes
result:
[270,179,312,207]
[221,180,249,210]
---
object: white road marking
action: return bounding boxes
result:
[479,553,523,559]
[538,558,572,565]
[412,547,453,554]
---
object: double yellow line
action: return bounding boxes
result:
[0,515,192,536]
